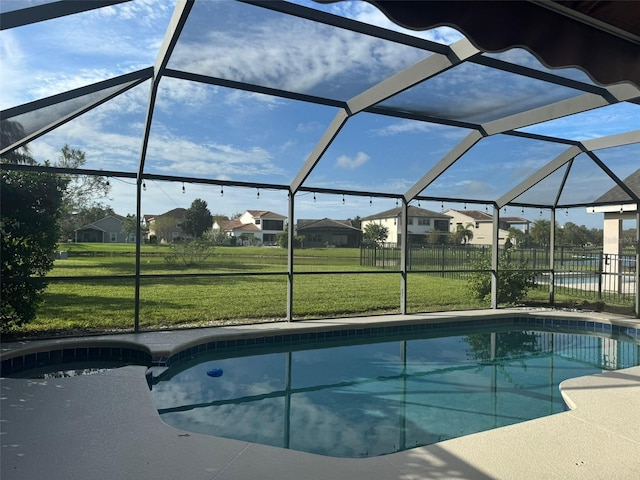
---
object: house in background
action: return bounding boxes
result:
[361,206,451,246]
[212,210,286,245]
[74,214,130,243]
[144,208,189,243]
[591,169,639,254]
[444,209,530,246]
[590,169,639,290]
[296,218,362,248]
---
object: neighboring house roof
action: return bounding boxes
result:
[144,208,187,223]
[502,216,530,225]
[297,218,361,232]
[218,220,260,232]
[594,169,640,204]
[157,207,187,219]
[361,206,450,221]
[245,210,286,219]
[448,210,530,226]
[448,209,493,222]
[75,224,107,233]
[74,214,125,232]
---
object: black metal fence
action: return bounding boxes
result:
[360,244,637,305]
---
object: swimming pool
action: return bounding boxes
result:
[149,319,640,457]
[1,345,151,378]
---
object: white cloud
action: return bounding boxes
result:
[146,124,285,179]
[170,14,427,96]
[0,30,29,108]
[96,0,172,27]
[223,90,284,109]
[336,151,370,170]
[296,121,324,134]
[371,120,438,137]
[0,0,169,107]
[313,1,464,45]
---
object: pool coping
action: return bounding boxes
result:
[3,308,640,372]
[2,308,640,479]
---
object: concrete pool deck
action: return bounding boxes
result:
[2,308,640,479]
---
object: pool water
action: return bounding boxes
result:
[150,327,640,457]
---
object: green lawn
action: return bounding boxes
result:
[9,243,631,337]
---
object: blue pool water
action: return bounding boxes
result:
[150,323,640,457]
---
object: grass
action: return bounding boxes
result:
[7,243,633,338]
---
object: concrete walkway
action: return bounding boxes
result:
[2,309,640,479]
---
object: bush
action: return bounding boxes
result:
[467,253,535,305]
[164,238,215,266]
[276,230,304,249]
[1,169,66,332]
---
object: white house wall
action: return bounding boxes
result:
[445,210,510,246]
[362,216,445,244]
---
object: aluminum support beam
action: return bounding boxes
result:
[135,0,194,331]
[585,150,640,203]
[483,93,610,136]
[496,145,582,208]
[549,209,556,305]
[483,82,639,137]
[553,159,573,208]
[491,206,500,309]
[287,193,295,321]
[290,109,349,194]
[404,130,484,202]
[0,0,132,30]
[636,211,639,318]
[1,71,151,157]
[347,39,479,115]
[581,129,640,151]
[400,200,409,314]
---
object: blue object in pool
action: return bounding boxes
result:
[206,368,223,377]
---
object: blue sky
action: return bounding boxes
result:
[1,0,638,229]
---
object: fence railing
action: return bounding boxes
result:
[360,244,637,305]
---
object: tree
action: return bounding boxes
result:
[363,223,389,246]
[621,228,638,250]
[208,229,229,245]
[1,169,66,331]
[507,227,525,246]
[529,219,551,247]
[212,213,229,225]
[0,120,35,165]
[276,224,304,248]
[182,198,213,238]
[453,223,474,245]
[348,216,362,229]
[55,145,111,240]
[60,205,115,242]
[559,222,587,247]
[122,214,146,243]
[425,229,449,245]
[153,216,176,243]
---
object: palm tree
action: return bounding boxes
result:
[1,119,35,165]
[455,223,474,245]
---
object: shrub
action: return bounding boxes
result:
[164,238,215,266]
[467,253,536,305]
[1,169,66,332]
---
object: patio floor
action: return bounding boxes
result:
[2,309,640,480]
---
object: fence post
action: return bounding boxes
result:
[597,252,603,303]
